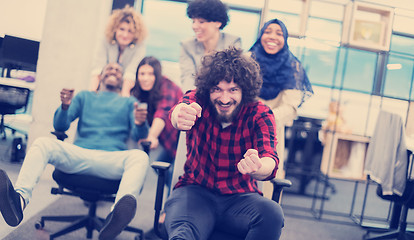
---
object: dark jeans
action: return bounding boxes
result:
[164,185,284,240]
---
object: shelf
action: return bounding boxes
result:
[341,1,394,52]
[321,131,370,180]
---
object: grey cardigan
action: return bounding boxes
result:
[91,39,146,82]
[179,33,241,92]
[364,111,408,196]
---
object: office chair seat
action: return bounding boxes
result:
[52,169,121,201]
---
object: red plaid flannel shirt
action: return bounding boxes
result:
[171,90,279,195]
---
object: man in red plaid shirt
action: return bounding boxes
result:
[164,47,284,240]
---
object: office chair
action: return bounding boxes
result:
[0,84,30,139]
[363,151,414,240]
[34,131,149,240]
[149,132,292,240]
[285,116,336,197]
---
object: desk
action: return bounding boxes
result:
[0,77,36,90]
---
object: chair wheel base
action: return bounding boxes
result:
[34,220,44,230]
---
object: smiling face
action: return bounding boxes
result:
[210,80,242,123]
[115,21,135,48]
[100,63,123,91]
[192,18,221,43]
[260,23,285,55]
[137,64,156,91]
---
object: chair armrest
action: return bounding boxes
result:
[270,178,292,203]
[140,141,151,155]
[151,161,171,171]
[151,161,171,239]
[51,131,68,141]
[270,178,292,188]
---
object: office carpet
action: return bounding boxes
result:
[0,136,407,240]
[3,179,372,240]
[3,194,368,240]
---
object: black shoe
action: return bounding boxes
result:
[0,169,23,227]
[99,194,137,240]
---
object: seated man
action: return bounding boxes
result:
[165,47,284,240]
[0,63,149,240]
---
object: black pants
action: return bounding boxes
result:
[164,185,284,240]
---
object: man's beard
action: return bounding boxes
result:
[211,100,242,123]
[105,84,121,91]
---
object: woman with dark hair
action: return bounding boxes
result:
[131,56,183,189]
[90,5,148,96]
[180,0,241,92]
[250,18,313,178]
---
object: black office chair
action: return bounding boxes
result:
[0,84,30,139]
[34,131,150,240]
[148,132,292,240]
[284,116,335,196]
[362,150,414,240]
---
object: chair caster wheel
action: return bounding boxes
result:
[34,220,44,229]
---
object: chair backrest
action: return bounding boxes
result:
[0,84,30,114]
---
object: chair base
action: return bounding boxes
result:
[35,201,144,240]
[363,230,414,240]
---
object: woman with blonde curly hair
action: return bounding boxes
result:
[90,5,148,96]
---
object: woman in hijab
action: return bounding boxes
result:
[250,18,313,178]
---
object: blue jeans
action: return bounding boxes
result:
[164,185,284,240]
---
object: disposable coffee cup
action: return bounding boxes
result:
[139,102,148,110]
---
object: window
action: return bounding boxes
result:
[301,39,339,87]
[142,0,193,62]
[306,18,342,42]
[390,34,414,56]
[340,48,377,93]
[383,34,414,100]
[224,10,260,50]
[383,55,414,100]
[393,9,414,35]
[141,0,261,61]
[267,0,308,36]
[309,0,345,21]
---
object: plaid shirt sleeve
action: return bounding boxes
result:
[155,78,183,159]
[253,105,279,180]
[153,77,183,122]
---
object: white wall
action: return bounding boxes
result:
[27,0,112,146]
[0,0,48,41]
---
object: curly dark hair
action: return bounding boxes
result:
[195,47,263,104]
[131,56,163,123]
[187,0,229,30]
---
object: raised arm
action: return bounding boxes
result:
[237,149,276,180]
[53,88,79,132]
[170,102,202,131]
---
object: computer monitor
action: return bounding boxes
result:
[0,35,40,77]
